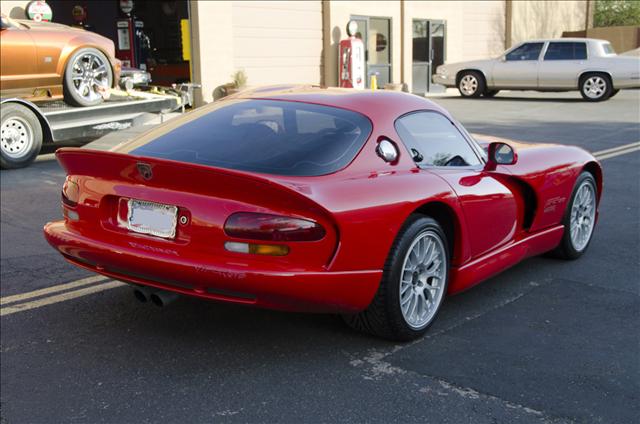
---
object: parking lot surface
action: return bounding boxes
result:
[1,90,639,423]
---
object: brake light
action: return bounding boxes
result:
[61,177,79,207]
[224,212,326,242]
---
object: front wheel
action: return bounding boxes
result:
[1,103,43,169]
[579,73,612,102]
[555,172,598,259]
[457,71,485,98]
[343,216,449,341]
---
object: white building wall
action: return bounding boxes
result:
[232,1,323,86]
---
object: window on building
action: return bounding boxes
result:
[544,42,587,60]
[506,42,544,61]
[394,112,481,167]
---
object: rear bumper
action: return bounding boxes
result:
[44,221,381,313]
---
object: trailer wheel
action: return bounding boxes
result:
[1,103,43,169]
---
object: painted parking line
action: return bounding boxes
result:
[35,153,57,162]
[0,280,125,317]
[592,141,640,157]
[0,275,109,306]
[594,144,640,161]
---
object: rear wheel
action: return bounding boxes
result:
[457,71,485,98]
[579,73,612,102]
[343,216,449,341]
[1,103,43,169]
[555,172,597,259]
[610,89,620,98]
[63,48,113,107]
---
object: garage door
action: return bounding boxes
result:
[232,1,323,86]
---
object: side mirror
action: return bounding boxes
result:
[485,142,517,171]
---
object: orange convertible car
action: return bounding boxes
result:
[0,14,120,107]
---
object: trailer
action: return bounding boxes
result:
[1,85,197,169]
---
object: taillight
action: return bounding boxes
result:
[224,212,326,242]
[61,177,79,207]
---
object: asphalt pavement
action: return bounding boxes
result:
[1,90,639,424]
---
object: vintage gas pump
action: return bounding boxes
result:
[338,20,365,89]
[115,0,149,69]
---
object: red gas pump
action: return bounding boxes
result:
[115,0,148,69]
[339,20,365,89]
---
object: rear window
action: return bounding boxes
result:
[130,100,372,176]
[543,42,587,60]
[602,43,615,55]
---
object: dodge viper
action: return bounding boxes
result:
[44,86,602,340]
[0,14,120,107]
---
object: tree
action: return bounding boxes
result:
[594,0,640,27]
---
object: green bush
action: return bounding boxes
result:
[594,0,640,27]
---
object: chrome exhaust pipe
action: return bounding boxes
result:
[132,286,152,303]
[150,290,180,307]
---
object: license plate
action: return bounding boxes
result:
[127,199,178,239]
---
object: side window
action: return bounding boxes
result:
[505,42,544,61]
[395,112,481,167]
[544,42,587,60]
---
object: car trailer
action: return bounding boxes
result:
[0,84,198,169]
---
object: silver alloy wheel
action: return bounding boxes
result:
[570,180,596,252]
[583,76,607,99]
[460,75,478,96]
[399,230,447,329]
[1,117,33,159]
[70,52,110,103]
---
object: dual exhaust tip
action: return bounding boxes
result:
[132,286,179,307]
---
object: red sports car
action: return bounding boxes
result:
[44,86,602,340]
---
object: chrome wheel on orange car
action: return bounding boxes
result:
[64,48,113,107]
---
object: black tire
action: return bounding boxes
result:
[343,215,450,341]
[610,89,620,98]
[457,71,485,98]
[554,172,598,259]
[579,73,612,102]
[0,103,43,169]
[483,89,499,98]
[63,48,113,107]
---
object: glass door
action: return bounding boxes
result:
[412,19,446,94]
[352,16,392,88]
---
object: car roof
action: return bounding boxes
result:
[231,85,448,119]
[520,38,609,44]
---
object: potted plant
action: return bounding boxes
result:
[225,70,247,96]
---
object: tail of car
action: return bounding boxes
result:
[54,148,339,272]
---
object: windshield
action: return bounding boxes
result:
[127,100,372,176]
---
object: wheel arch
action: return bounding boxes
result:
[582,160,603,204]
[0,98,53,143]
[412,201,464,264]
[456,69,488,87]
[578,70,614,90]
